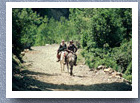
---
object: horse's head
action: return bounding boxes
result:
[60,51,68,60]
[67,53,75,63]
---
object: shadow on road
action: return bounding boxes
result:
[21,70,61,76]
[13,69,132,91]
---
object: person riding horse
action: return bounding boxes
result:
[56,40,67,62]
[67,40,78,66]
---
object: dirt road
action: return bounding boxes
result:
[21,44,131,91]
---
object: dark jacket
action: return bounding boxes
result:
[68,44,77,53]
[58,43,67,52]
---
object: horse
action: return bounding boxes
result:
[66,52,76,76]
[60,51,68,72]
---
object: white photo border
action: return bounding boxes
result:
[6,2,138,98]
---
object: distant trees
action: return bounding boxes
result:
[12,8,132,81]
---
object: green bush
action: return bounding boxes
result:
[82,40,132,81]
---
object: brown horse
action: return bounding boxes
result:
[66,52,76,76]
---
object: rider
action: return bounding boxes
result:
[67,40,78,66]
[56,40,67,62]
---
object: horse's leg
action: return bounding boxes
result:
[70,66,73,76]
[62,63,64,71]
[63,57,65,71]
[67,63,69,74]
[60,61,62,72]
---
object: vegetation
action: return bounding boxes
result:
[12,8,132,82]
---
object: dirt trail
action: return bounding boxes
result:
[22,44,131,91]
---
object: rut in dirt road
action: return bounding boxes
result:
[21,44,132,91]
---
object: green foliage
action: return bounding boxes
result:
[12,8,42,58]
[112,40,132,72]
[123,74,132,82]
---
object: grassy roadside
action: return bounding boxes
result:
[77,49,85,65]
